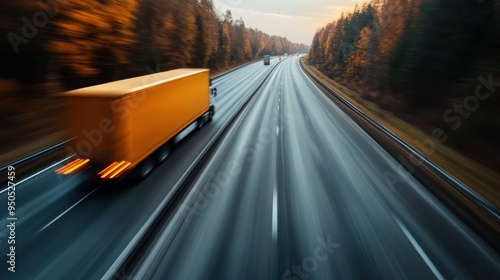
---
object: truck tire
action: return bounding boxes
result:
[197,118,205,130]
[208,106,215,122]
[157,142,171,164]
[137,155,155,180]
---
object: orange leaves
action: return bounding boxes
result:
[45,0,307,78]
[47,0,137,77]
[377,0,423,58]
[310,0,426,83]
[352,27,371,70]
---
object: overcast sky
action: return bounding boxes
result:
[213,0,358,45]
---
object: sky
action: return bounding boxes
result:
[213,0,358,45]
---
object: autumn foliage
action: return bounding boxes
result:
[309,0,500,167]
[49,0,308,84]
[0,0,308,159]
[2,0,309,88]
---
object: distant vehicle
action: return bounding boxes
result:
[264,55,271,65]
[56,69,215,180]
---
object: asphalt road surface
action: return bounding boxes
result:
[1,57,498,280]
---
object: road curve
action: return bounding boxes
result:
[0,58,279,280]
[1,56,498,280]
[131,57,500,280]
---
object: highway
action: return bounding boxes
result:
[1,57,499,279]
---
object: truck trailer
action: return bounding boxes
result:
[56,68,215,180]
[264,55,271,65]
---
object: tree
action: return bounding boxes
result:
[49,0,137,78]
[195,0,219,68]
[233,18,252,62]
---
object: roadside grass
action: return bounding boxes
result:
[301,57,500,208]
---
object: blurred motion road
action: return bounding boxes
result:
[1,57,499,279]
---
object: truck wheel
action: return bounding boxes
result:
[208,106,215,122]
[197,117,205,130]
[138,155,155,179]
[157,142,171,164]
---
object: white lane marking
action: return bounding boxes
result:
[38,186,101,234]
[272,184,278,241]
[0,156,74,194]
[276,126,280,136]
[393,215,445,280]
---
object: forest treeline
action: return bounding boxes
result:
[2,0,309,90]
[309,0,500,166]
[0,0,308,158]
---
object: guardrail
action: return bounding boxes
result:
[300,60,500,253]
[212,57,270,80]
[0,139,74,180]
[0,139,72,173]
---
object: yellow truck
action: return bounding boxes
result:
[56,68,215,180]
